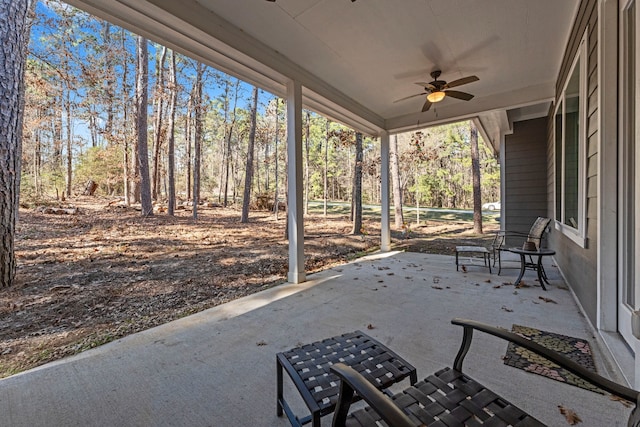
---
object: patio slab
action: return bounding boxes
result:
[0,251,633,426]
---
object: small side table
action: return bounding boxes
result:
[455,246,491,273]
[276,330,417,427]
[508,247,556,290]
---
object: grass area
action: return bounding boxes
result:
[306,200,500,225]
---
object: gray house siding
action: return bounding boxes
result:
[504,118,548,247]
[547,0,599,325]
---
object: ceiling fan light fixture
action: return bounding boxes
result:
[426,91,446,103]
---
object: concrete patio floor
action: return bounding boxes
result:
[0,250,633,426]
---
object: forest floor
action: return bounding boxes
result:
[0,196,497,378]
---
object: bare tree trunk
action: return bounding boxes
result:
[470,121,483,234]
[185,94,192,201]
[390,134,404,229]
[223,80,240,207]
[351,132,363,235]
[192,62,204,219]
[0,0,30,287]
[64,87,72,197]
[121,28,131,206]
[167,49,177,216]
[151,45,166,200]
[102,21,114,144]
[273,99,280,220]
[324,119,329,216]
[241,86,259,223]
[135,35,153,216]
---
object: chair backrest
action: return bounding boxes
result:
[527,217,551,247]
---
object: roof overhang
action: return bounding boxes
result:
[65,0,577,146]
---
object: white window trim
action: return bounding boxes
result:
[554,29,588,248]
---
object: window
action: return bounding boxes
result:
[554,32,587,245]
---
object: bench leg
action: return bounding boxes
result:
[455,251,459,271]
[277,359,284,417]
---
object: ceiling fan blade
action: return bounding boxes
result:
[421,99,432,112]
[445,90,474,101]
[444,75,479,89]
[394,92,427,103]
[415,81,436,90]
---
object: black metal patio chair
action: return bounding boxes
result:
[491,216,551,275]
[330,318,640,427]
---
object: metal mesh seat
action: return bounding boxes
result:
[330,319,640,427]
[344,367,543,426]
[277,330,417,427]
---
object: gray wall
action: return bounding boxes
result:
[504,118,548,246]
[547,0,598,325]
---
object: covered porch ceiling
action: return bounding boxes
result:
[65,0,579,151]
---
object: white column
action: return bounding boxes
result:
[499,132,506,228]
[380,131,391,251]
[287,80,306,284]
[596,0,618,332]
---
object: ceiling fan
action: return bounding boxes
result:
[395,70,479,112]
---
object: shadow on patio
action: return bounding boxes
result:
[0,251,632,426]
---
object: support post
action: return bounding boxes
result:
[380,131,391,251]
[287,80,306,283]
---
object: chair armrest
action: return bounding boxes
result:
[451,318,639,403]
[330,363,414,427]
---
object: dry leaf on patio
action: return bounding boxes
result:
[493,285,501,289]
[367,324,375,330]
[484,279,491,283]
[256,341,267,346]
[433,277,441,284]
[432,285,443,290]
[539,296,558,304]
[501,306,513,312]
[610,395,633,408]
[515,282,530,288]
[461,265,467,272]
[558,405,582,425]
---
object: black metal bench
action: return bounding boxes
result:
[330,319,640,426]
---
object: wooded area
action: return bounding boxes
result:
[0,0,501,374]
[21,1,499,217]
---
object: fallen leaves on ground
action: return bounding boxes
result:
[501,306,513,312]
[4,197,380,378]
[610,395,633,408]
[539,296,558,304]
[558,405,582,425]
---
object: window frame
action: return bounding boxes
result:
[553,30,588,247]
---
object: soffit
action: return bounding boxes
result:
[66,0,579,141]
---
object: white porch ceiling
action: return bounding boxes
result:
[66,0,579,147]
